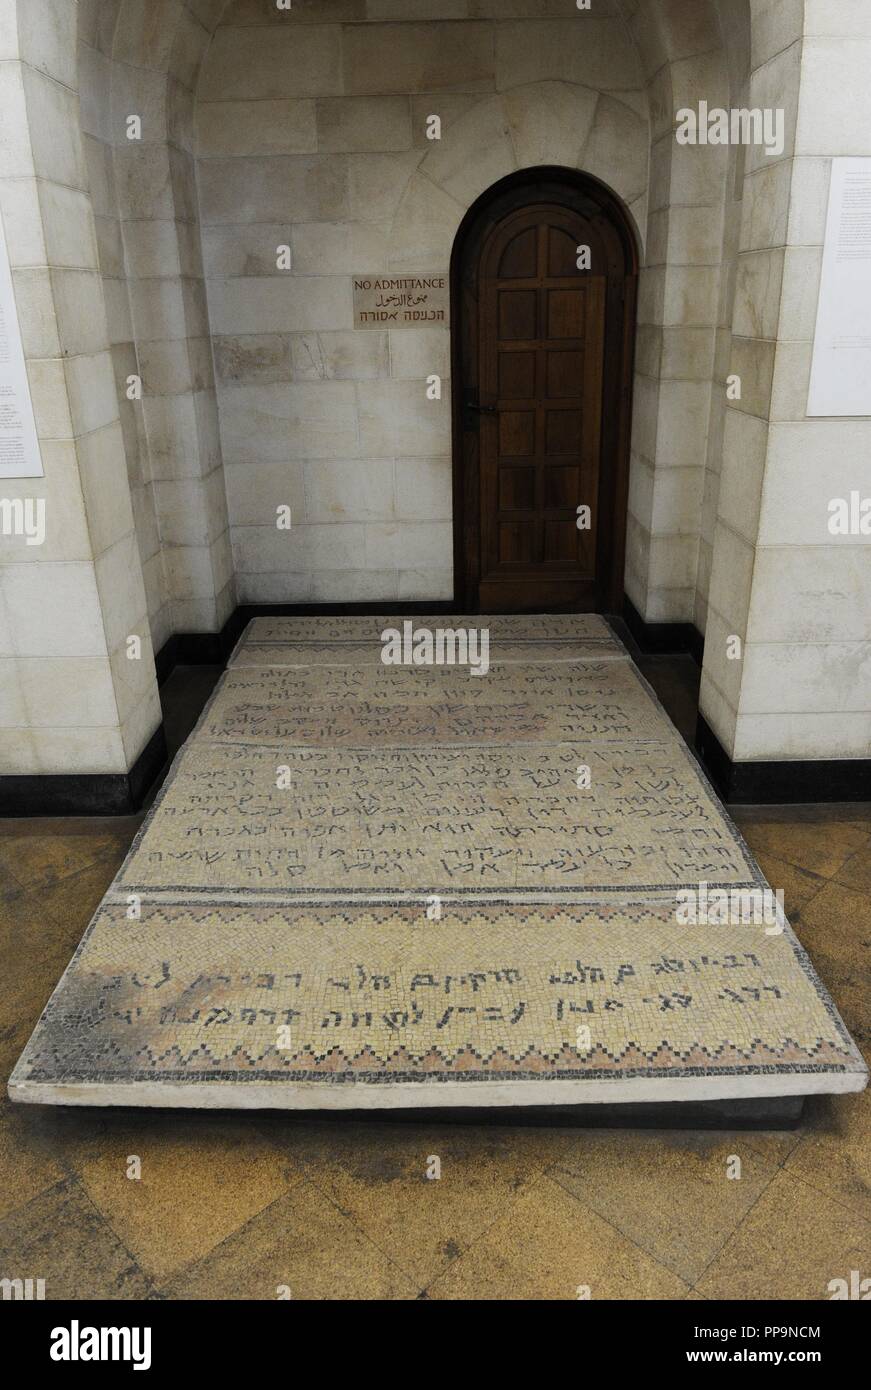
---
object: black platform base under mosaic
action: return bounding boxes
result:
[251,1096,807,1130]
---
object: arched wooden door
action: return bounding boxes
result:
[452,170,638,614]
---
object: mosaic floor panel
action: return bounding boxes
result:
[230,615,623,670]
[233,613,625,652]
[110,740,757,900]
[202,661,668,748]
[10,615,867,1110]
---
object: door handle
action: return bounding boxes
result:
[463,391,498,428]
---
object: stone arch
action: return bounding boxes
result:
[389,83,649,273]
[77,0,756,627]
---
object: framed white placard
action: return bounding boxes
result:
[0,209,44,479]
[808,158,871,417]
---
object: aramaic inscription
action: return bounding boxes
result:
[14,901,855,1080]
[115,740,756,899]
[353,274,449,329]
[11,612,865,1104]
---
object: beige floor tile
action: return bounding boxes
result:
[0,1178,152,1300]
[0,1014,35,1087]
[39,857,129,934]
[0,823,134,891]
[427,1174,689,1300]
[751,852,827,919]
[0,929,72,1078]
[784,1091,871,1223]
[0,886,85,983]
[0,1100,66,1222]
[72,1118,302,1281]
[793,880,871,962]
[814,981,868,1056]
[264,1117,576,1286]
[789,880,870,1049]
[165,1181,418,1300]
[835,846,871,893]
[695,1169,871,1301]
[734,1125,804,1168]
[551,1131,778,1283]
[0,886,68,964]
[0,869,122,1080]
[739,821,871,881]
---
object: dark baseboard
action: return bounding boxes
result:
[155,600,459,683]
[253,1095,804,1130]
[154,622,240,685]
[622,596,705,664]
[153,633,179,686]
[696,713,871,805]
[165,598,700,678]
[0,724,168,819]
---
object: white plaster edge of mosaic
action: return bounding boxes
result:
[8,1071,867,1111]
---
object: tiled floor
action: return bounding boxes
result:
[0,660,868,1300]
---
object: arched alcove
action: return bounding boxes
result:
[73,0,757,642]
[194,3,650,608]
[73,0,761,647]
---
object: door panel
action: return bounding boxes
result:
[454,172,637,616]
[476,204,606,612]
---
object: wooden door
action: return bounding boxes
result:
[453,173,637,615]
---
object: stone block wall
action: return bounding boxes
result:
[0,0,161,777]
[196,1,650,604]
[702,0,871,762]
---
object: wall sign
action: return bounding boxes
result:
[808,158,871,417]
[0,210,44,479]
[353,274,449,329]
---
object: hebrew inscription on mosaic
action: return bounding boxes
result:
[238,613,623,647]
[19,903,858,1082]
[11,613,866,1106]
[115,740,758,899]
[203,660,669,747]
